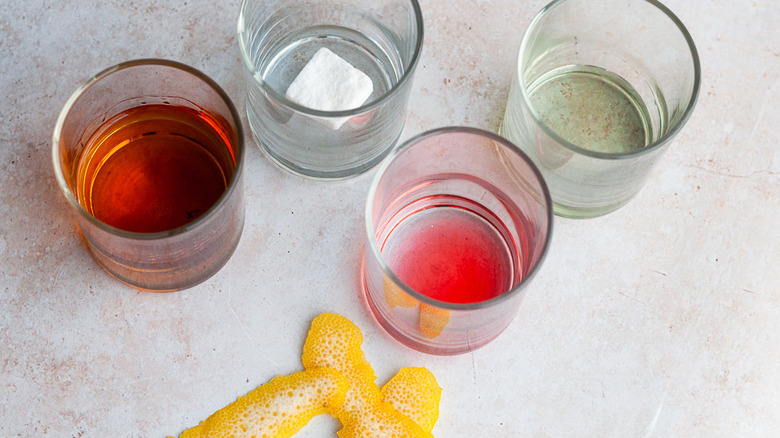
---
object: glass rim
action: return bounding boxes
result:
[237,0,425,118]
[518,0,702,160]
[365,126,554,311]
[51,58,246,240]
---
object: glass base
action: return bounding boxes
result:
[361,276,499,356]
[253,130,397,180]
[552,198,632,219]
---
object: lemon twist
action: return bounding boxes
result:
[173,313,442,437]
[177,367,348,438]
[302,313,435,438]
[381,367,442,433]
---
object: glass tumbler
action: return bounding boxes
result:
[238,0,423,179]
[52,59,245,291]
[501,0,701,218]
[362,128,553,355]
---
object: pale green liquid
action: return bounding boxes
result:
[529,65,650,153]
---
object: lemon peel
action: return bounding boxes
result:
[383,274,416,308]
[302,313,380,419]
[335,404,432,438]
[419,303,450,339]
[382,275,450,339]
[302,313,433,438]
[177,367,348,438]
[381,367,442,432]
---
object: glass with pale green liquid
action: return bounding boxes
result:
[501,0,700,218]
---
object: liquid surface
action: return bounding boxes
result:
[529,66,649,153]
[259,25,399,105]
[382,205,514,304]
[242,21,406,177]
[76,104,235,233]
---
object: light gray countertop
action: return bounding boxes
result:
[1,0,778,436]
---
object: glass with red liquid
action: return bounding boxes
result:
[362,127,553,355]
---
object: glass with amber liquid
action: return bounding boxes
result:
[53,60,245,291]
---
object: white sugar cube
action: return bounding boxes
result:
[284,47,374,130]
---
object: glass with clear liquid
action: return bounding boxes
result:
[238,0,423,179]
[501,0,700,218]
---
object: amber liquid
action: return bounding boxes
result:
[76,104,236,233]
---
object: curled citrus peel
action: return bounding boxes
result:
[302,313,380,418]
[177,367,348,438]
[383,274,416,308]
[380,367,442,433]
[174,313,442,437]
[383,275,450,339]
[419,304,450,339]
[302,313,435,438]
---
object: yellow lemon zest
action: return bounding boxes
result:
[177,367,348,438]
[302,313,434,438]
[419,303,450,339]
[383,274,417,308]
[381,367,442,432]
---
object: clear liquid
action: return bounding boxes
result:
[259,25,399,104]
[501,64,665,217]
[242,21,406,177]
[528,65,651,153]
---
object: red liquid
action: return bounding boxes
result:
[382,206,515,304]
[76,104,236,233]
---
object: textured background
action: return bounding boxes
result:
[1,0,779,436]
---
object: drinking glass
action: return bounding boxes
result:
[362,127,553,355]
[238,0,424,179]
[501,0,701,218]
[52,59,245,291]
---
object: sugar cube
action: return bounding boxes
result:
[284,47,374,130]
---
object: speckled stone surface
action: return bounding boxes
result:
[1,0,779,436]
